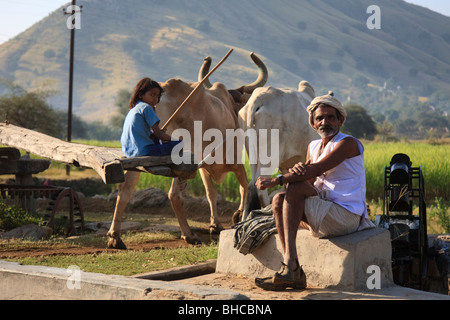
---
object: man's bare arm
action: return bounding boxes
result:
[285,137,360,183]
[256,137,361,190]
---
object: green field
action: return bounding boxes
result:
[71,139,449,202]
[130,140,450,233]
[1,140,448,273]
[132,141,449,202]
[14,139,447,233]
[364,141,449,201]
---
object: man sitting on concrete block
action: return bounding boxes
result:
[255,92,375,291]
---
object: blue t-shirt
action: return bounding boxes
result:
[121,101,160,158]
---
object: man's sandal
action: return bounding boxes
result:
[255,262,307,291]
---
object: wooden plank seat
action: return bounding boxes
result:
[0,123,198,184]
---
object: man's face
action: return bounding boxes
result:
[312,105,344,139]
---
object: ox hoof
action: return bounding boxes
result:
[231,210,243,225]
[107,232,127,250]
[181,235,202,245]
[209,224,224,235]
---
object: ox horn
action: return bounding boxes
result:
[198,56,214,89]
[198,52,268,93]
[242,52,269,94]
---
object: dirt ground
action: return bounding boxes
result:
[2,192,449,300]
[0,194,239,260]
[0,194,345,301]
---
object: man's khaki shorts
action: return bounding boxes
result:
[304,196,361,238]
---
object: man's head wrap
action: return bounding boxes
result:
[306,91,346,128]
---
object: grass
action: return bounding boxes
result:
[363,140,449,202]
[27,138,450,236]
[367,197,449,234]
[134,140,449,202]
[10,243,218,277]
[1,210,218,276]
[16,139,447,202]
[1,229,218,276]
[2,139,448,275]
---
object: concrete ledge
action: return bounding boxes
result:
[217,228,393,290]
[0,260,248,300]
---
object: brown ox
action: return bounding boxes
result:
[107,52,268,248]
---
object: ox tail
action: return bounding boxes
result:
[241,181,262,222]
[246,99,259,129]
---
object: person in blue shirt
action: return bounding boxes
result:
[121,78,182,158]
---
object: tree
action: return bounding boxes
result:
[377,121,396,142]
[0,79,63,137]
[341,104,377,140]
[417,111,450,133]
[385,109,399,123]
[110,88,131,129]
[351,75,369,88]
[55,110,90,140]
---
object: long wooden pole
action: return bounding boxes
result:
[161,48,234,130]
[66,0,76,177]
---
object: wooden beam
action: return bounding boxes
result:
[120,153,197,180]
[0,123,125,184]
[0,123,197,184]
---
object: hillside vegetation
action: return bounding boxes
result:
[0,0,449,125]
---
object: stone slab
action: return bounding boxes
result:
[178,272,450,300]
[0,260,247,300]
[216,227,394,290]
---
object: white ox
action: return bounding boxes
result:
[107,53,268,249]
[237,81,319,219]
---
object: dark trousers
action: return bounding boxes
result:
[146,140,183,157]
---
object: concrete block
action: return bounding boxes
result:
[217,228,393,290]
[0,260,247,300]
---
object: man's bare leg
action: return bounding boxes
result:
[255,181,317,290]
[281,181,317,269]
[272,192,286,253]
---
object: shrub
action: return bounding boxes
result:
[429,198,450,234]
[0,201,43,231]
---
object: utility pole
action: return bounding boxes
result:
[64,0,82,176]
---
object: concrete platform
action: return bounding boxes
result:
[217,227,393,290]
[178,272,450,300]
[0,260,246,300]
[1,258,449,300]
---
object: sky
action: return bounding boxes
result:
[0,0,449,45]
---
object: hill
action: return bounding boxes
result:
[0,0,449,123]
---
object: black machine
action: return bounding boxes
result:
[378,153,428,289]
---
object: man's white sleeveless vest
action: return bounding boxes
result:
[309,132,368,218]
